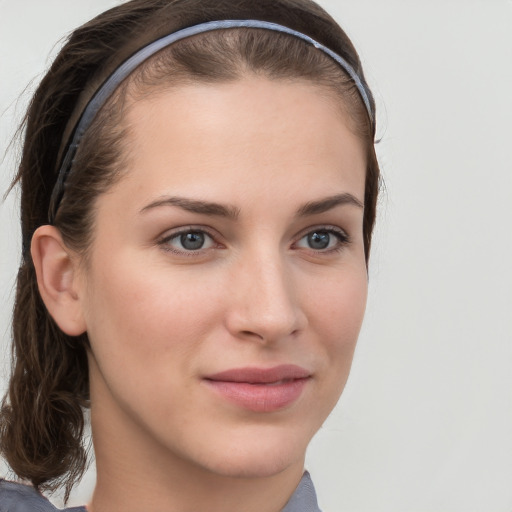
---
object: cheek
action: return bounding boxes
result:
[85,248,218,331]
[81,253,216,376]
[82,255,224,425]
[290,263,367,429]
[306,264,368,368]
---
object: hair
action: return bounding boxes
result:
[0,0,380,498]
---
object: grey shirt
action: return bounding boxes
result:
[0,471,321,511]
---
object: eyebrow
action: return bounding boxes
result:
[140,192,363,219]
[140,196,240,219]
[296,193,364,216]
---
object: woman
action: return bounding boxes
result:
[0,0,379,510]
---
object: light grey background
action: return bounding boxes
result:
[1,1,511,511]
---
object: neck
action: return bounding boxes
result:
[87,374,306,512]
[90,433,305,512]
[90,460,305,512]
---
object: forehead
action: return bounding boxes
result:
[106,77,366,210]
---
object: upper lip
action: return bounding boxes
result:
[205,365,311,384]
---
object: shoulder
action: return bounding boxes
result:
[281,471,322,512]
[0,480,86,512]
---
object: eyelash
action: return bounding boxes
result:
[157,225,350,256]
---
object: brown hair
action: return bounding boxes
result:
[0,0,380,498]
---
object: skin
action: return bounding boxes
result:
[33,76,368,512]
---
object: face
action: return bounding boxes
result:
[77,76,368,480]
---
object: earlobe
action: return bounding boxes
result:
[31,225,87,336]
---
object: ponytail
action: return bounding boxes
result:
[0,259,89,497]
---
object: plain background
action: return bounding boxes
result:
[1,1,511,511]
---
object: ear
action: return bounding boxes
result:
[31,225,87,336]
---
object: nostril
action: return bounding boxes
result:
[239,330,265,340]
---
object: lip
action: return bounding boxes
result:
[203,365,311,413]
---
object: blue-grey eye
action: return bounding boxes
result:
[165,230,214,251]
[296,229,346,251]
[308,231,330,249]
[180,232,205,250]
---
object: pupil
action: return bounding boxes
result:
[308,231,330,249]
[181,232,205,250]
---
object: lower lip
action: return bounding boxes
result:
[204,378,309,413]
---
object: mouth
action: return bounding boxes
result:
[203,365,311,413]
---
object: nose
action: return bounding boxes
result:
[224,251,308,344]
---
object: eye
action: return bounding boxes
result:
[160,229,215,253]
[295,228,349,252]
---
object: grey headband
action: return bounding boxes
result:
[48,19,374,222]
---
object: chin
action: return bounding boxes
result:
[203,451,302,479]
[188,426,310,479]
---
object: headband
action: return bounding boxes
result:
[48,19,374,222]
